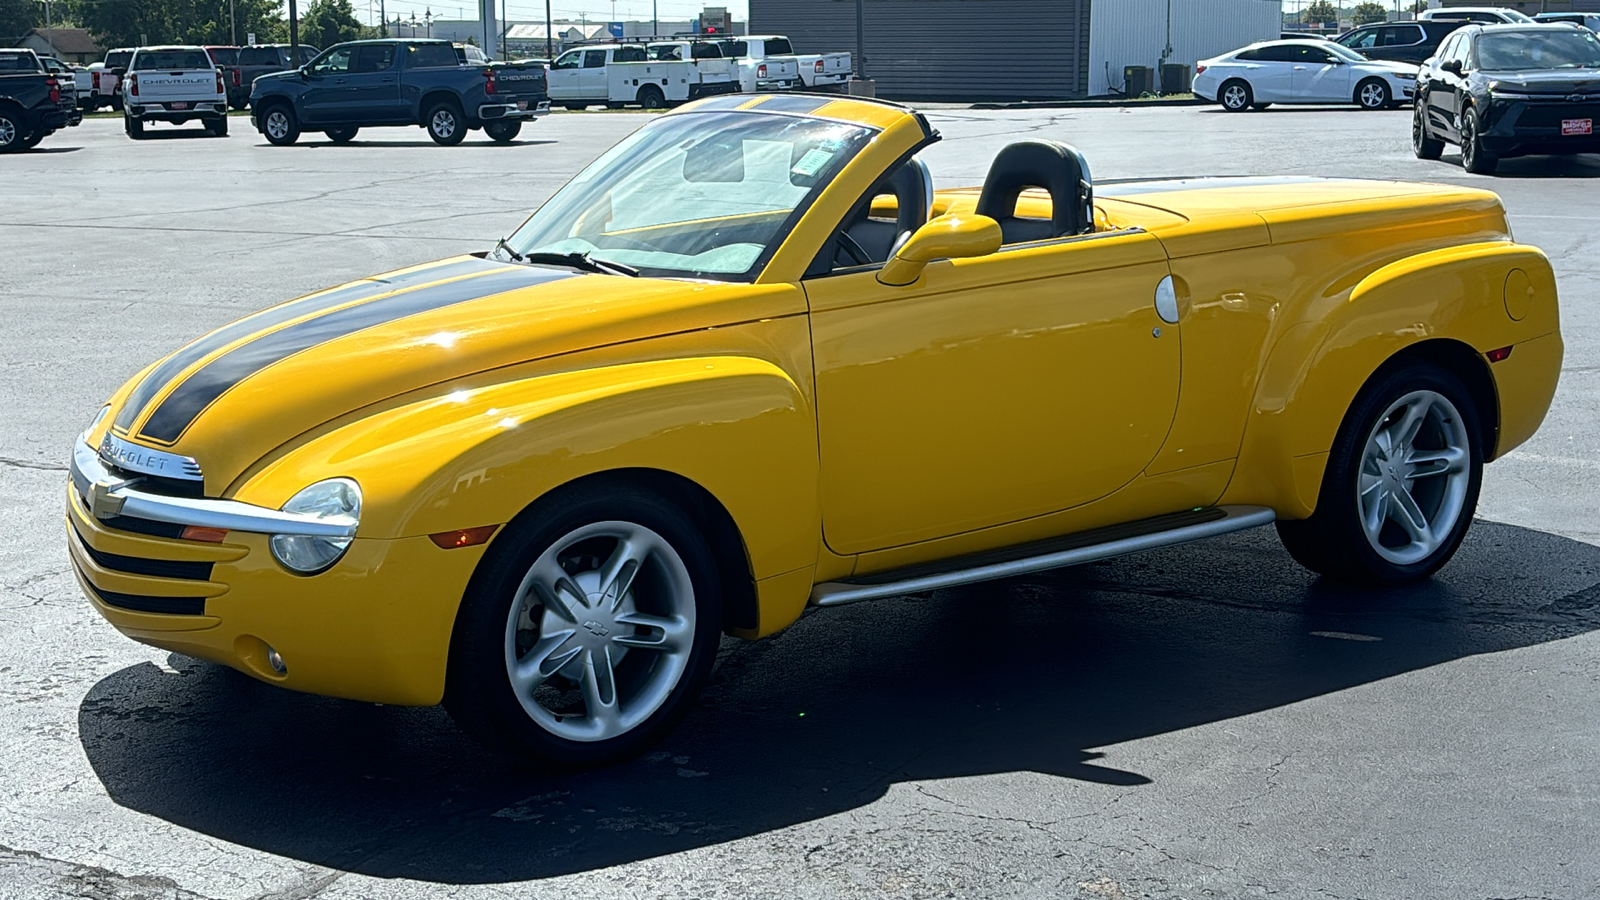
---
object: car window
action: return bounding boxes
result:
[132,50,213,70]
[105,51,132,68]
[646,44,680,61]
[1446,34,1470,64]
[552,50,582,69]
[766,38,793,55]
[404,43,454,68]
[310,46,354,75]
[0,51,39,71]
[690,42,721,59]
[237,47,271,65]
[1477,29,1600,70]
[1301,46,1338,64]
[1252,46,1300,62]
[717,40,748,58]
[207,48,238,65]
[296,46,320,64]
[583,49,607,68]
[1341,29,1379,49]
[614,45,647,62]
[1380,25,1421,46]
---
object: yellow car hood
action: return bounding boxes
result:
[107,255,801,494]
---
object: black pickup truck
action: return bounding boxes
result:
[224,43,320,110]
[249,39,549,145]
[0,48,80,152]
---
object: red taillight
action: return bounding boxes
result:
[814,59,824,73]
[232,68,240,86]
[1196,63,1207,75]
[92,71,101,90]
[757,63,767,78]
[1486,346,1514,363]
[130,74,139,97]
[46,77,59,104]
[216,70,225,94]
[484,66,496,94]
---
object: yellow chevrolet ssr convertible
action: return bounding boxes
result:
[69,95,1562,765]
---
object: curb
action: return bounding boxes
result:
[969,97,1209,111]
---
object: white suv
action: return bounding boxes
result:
[1418,7,1535,24]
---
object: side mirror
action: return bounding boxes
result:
[877,214,1003,287]
[1441,59,1464,75]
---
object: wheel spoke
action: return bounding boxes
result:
[1390,396,1432,454]
[580,647,623,736]
[1407,445,1467,479]
[527,557,588,622]
[1361,482,1389,536]
[613,611,691,653]
[1388,487,1434,550]
[597,530,654,610]
[510,629,580,693]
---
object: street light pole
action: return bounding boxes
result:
[289,0,299,66]
[544,0,552,58]
[854,0,864,79]
[229,0,236,45]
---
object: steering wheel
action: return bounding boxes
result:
[836,232,872,267]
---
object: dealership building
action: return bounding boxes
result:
[748,0,1282,100]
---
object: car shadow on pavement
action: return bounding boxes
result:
[21,146,83,153]
[78,520,1600,883]
[1443,153,1600,178]
[251,139,560,149]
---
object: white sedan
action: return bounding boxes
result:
[1194,40,1419,111]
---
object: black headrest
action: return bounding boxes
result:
[974,140,1094,241]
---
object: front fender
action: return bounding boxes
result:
[235,355,821,582]
[1223,241,1560,517]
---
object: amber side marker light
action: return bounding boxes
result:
[430,525,500,549]
[181,526,229,543]
[1486,346,1514,363]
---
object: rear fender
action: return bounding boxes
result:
[1222,241,1559,517]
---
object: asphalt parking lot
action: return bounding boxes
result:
[2,105,1598,900]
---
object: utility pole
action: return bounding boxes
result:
[230,0,236,45]
[652,0,657,37]
[381,0,387,36]
[544,0,552,57]
[289,0,299,66]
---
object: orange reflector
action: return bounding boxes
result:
[1486,346,1513,363]
[429,525,499,549]
[180,525,229,543]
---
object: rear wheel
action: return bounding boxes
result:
[484,119,521,142]
[325,126,358,143]
[110,95,123,112]
[1276,364,1483,585]
[1220,79,1253,112]
[124,115,143,139]
[445,486,724,767]
[203,116,228,137]
[1356,78,1390,110]
[1461,106,1498,175]
[18,129,43,150]
[262,105,299,146]
[229,97,249,111]
[0,109,23,153]
[425,101,465,145]
[1413,101,1444,160]
[637,84,666,110]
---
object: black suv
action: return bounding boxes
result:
[1414,23,1600,174]
[1334,20,1465,64]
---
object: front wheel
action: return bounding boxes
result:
[325,126,358,143]
[1413,101,1444,160]
[261,105,299,146]
[1251,102,1272,110]
[1356,78,1390,111]
[1220,80,1253,112]
[425,102,465,145]
[484,119,521,142]
[0,110,23,152]
[1461,106,1498,175]
[1276,364,1483,585]
[445,487,724,767]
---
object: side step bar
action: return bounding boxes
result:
[809,505,1276,607]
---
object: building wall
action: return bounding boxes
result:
[1088,0,1280,97]
[748,0,1091,101]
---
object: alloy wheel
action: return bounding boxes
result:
[1356,389,1473,566]
[266,111,289,140]
[1222,84,1248,110]
[1359,81,1387,109]
[432,109,457,139]
[502,520,696,742]
[0,116,15,148]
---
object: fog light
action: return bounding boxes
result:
[267,647,287,674]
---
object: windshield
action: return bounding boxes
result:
[502,111,875,281]
[1324,42,1370,63]
[1478,30,1600,70]
[133,50,213,70]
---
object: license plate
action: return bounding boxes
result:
[170,102,188,110]
[516,100,527,110]
[1563,118,1592,136]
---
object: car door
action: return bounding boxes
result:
[1291,44,1353,101]
[579,48,609,98]
[1235,46,1295,101]
[299,45,354,124]
[547,49,583,99]
[803,227,1181,555]
[343,43,399,122]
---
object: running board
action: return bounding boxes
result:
[809,505,1276,607]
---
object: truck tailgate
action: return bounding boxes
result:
[487,62,547,100]
[133,71,219,101]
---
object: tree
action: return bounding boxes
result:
[1412,1,1429,12]
[67,0,288,50]
[1302,0,1339,28]
[1352,2,1387,25]
[0,0,40,43]
[300,0,363,50]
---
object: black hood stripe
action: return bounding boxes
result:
[113,257,492,434]
[137,264,577,444]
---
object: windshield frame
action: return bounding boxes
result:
[500,110,880,283]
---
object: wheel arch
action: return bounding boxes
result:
[420,89,463,119]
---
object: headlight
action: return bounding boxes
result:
[1394,72,1416,81]
[81,405,110,445]
[269,478,361,574]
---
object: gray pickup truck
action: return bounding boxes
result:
[250,39,549,145]
[0,48,80,152]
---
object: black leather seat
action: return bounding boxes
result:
[834,158,932,268]
[974,140,1095,244]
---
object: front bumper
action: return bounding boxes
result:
[476,99,551,121]
[1480,96,1600,156]
[67,441,480,706]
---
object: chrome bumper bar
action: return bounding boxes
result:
[70,439,357,538]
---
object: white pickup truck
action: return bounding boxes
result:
[722,35,850,91]
[121,46,229,139]
[93,48,134,111]
[548,42,742,110]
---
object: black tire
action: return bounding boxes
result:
[563,103,586,111]
[1220,79,1253,112]
[1413,100,1444,160]
[445,485,725,767]
[637,84,666,110]
[204,116,228,137]
[604,101,625,110]
[110,95,123,112]
[19,129,44,150]
[1251,102,1272,110]
[0,108,24,153]
[261,104,299,146]
[124,115,143,139]
[1355,78,1390,111]
[325,126,359,143]
[229,98,249,111]
[484,119,521,142]
[425,101,466,145]
[1276,363,1484,585]
[1461,106,1498,175]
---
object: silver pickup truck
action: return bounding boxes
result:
[122,46,229,139]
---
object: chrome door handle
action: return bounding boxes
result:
[1154,276,1179,324]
